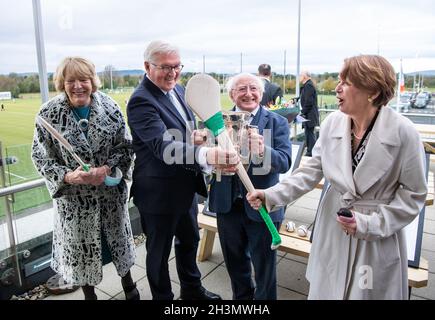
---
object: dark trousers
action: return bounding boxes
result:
[138,206,202,300]
[304,126,317,156]
[216,199,279,300]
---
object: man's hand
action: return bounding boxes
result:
[206,147,239,173]
[248,128,264,157]
[191,129,208,146]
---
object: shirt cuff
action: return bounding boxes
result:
[198,146,212,174]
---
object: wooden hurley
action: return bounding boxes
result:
[185,74,281,249]
[37,116,90,172]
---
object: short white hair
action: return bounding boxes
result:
[226,73,264,95]
[301,70,311,78]
[143,40,179,63]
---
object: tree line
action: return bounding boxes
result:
[0,71,143,98]
[1,70,433,98]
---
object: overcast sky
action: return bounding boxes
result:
[0,0,434,75]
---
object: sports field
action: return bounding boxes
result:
[0,91,336,147]
[0,91,235,148]
[0,90,336,217]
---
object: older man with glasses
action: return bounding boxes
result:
[127,40,236,300]
[208,73,292,300]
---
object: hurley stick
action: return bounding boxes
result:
[185,74,281,249]
[37,116,90,172]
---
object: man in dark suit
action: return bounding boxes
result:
[208,73,292,300]
[127,40,236,300]
[258,64,283,107]
[299,70,319,157]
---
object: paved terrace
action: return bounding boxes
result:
[43,188,435,300]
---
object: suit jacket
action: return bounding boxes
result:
[260,78,283,107]
[127,77,207,215]
[300,79,319,128]
[265,106,427,299]
[209,106,292,222]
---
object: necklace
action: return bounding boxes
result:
[71,107,90,132]
[351,130,364,140]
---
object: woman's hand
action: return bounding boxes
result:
[336,213,357,236]
[246,190,266,210]
[64,165,110,186]
[88,165,111,186]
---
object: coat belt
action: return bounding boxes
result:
[340,191,391,212]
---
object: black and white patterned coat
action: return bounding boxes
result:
[31,91,135,286]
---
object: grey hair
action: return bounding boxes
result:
[143,40,180,63]
[226,73,265,95]
[301,70,311,78]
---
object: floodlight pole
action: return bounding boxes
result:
[32,0,49,104]
[377,24,381,55]
[283,50,286,95]
[295,0,301,98]
[240,52,243,73]
[203,55,206,73]
[110,66,113,90]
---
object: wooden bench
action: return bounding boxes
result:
[197,206,429,290]
[197,153,432,290]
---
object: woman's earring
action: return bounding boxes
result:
[368,97,373,103]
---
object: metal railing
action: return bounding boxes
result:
[0,179,45,198]
[1,138,47,286]
[0,178,46,287]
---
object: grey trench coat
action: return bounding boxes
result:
[265,106,427,299]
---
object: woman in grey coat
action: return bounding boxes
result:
[247,55,427,299]
[31,57,138,300]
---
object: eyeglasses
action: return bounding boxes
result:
[234,85,259,94]
[150,63,184,73]
[65,79,91,86]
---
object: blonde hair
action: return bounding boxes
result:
[54,57,101,92]
[339,55,396,108]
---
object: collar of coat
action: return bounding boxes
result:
[327,106,402,195]
[58,91,110,162]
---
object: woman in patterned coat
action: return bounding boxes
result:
[31,57,138,300]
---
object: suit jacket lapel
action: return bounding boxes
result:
[174,86,196,130]
[144,77,188,131]
[174,87,194,121]
[253,106,269,134]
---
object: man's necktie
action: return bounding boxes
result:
[168,90,192,131]
[248,113,254,125]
